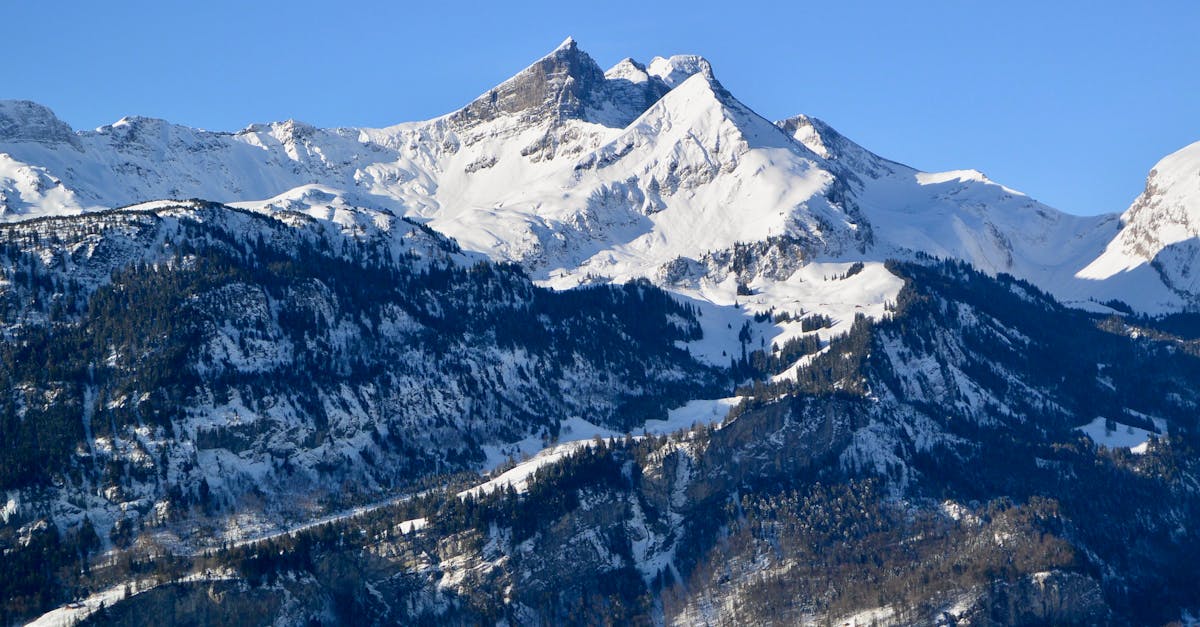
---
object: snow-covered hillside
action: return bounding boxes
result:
[0,38,1196,317]
[0,200,727,553]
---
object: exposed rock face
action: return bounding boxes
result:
[647,54,714,88]
[968,571,1111,626]
[1078,140,1200,302]
[1113,143,1200,261]
[449,37,671,130]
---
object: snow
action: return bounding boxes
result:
[28,569,238,627]
[398,517,427,535]
[0,153,94,218]
[2,38,1195,315]
[1,493,17,524]
[828,605,897,627]
[916,168,1021,195]
[219,490,422,550]
[427,67,843,292]
[835,147,1146,309]
[1077,417,1159,453]
[939,500,980,526]
[776,112,1190,314]
[4,42,1200,606]
[27,585,130,627]
[655,396,740,430]
[659,260,904,377]
[465,397,739,499]
[6,39,1200,624]
[462,440,594,499]
[553,36,577,51]
[1077,140,1200,300]
[605,58,652,84]
[646,55,713,88]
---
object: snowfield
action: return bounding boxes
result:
[466,397,740,499]
[1077,416,1162,454]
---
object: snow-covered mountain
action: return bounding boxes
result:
[2,38,1192,314]
[775,115,1178,310]
[8,37,1200,627]
[1080,140,1200,302]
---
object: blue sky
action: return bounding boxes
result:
[5,0,1197,216]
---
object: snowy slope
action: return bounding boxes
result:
[1079,140,1200,303]
[0,40,1196,313]
[777,114,1183,312]
[0,104,366,215]
[431,71,856,280]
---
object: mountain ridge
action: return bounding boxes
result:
[1,39,1188,314]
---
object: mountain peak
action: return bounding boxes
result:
[1078,139,1200,289]
[647,55,714,88]
[450,38,669,129]
[778,114,833,158]
[104,115,172,132]
[449,38,606,127]
[0,100,77,144]
[777,113,906,180]
[605,58,652,83]
[555,36,578,51]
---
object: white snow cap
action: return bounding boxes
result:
[605,58,653,83]
[647,55,715,88]
[1078,139,1200,279]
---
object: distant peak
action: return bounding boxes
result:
[0,99,58,116]
[110,115,169,128]
[450,37,607,127]
[534,36,585,65]
[775,113,906,177]
[778,113,817,128]
[0,100,76,144]
[778,114,833,158]
[1117,139,1200,242]
[450,37,675,130]
[93,115,177,141]
[605,58,652,83]
[555,36,578,51]
[647,55,714,88]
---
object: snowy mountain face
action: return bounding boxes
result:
[773,114,1181,311]
[3,38,1191,317]
[1080,140,1200,302]
[447,37,669,131]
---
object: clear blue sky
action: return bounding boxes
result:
[5,0,1198,216]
